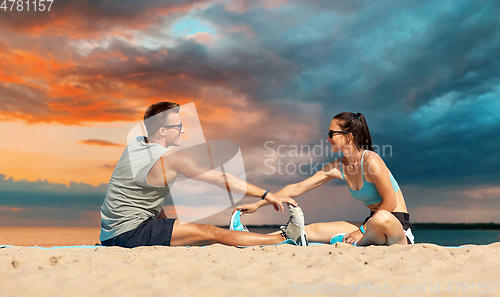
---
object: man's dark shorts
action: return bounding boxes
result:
[101,217,177,248]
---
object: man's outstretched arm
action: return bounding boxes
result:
[163,151,297,212]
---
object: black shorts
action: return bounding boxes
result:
[101,217,177,248]
[363,211,415,244]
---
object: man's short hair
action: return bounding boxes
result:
[143,102,180,137]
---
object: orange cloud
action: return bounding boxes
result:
[0,50,75,98]
[0,45,201,125]
[49,83,88,98]
[79,139,123,147]
[3,51,75,79]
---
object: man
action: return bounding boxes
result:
[100,102,308,247]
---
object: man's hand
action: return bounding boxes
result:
[233,203,260,215]
[264,193,298,213]
[343,228,363,245]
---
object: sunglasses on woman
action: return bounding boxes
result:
[328,130,350,139]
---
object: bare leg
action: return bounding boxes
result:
[304,221,363,243]
[170,221,284,247]
[356,210,407,246]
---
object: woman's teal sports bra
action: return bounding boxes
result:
[339,150,400,206]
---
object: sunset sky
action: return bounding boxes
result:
[1,0,499,227]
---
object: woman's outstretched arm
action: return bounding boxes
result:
[234,159,343,214]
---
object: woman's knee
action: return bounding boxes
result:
[366,210,393,230]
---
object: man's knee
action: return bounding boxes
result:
[194,224,221,243]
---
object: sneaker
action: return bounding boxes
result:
[329,233,346,244]
[229,210,249,232]
[329,233,357,246]
[280,204,308,246]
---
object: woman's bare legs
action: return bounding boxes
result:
[297,210,408,246]
[304,221,363,243]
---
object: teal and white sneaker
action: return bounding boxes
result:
[280,204,308,246]
[330,233,357,246]
[329,233,347,244]
[229,210,249,232]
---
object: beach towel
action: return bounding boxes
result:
[0,241,467,249]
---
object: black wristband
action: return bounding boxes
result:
[261,189,270,200]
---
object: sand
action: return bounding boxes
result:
[0,227,101,247]
[1,228,500,297]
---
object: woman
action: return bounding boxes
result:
[234,112,414,246]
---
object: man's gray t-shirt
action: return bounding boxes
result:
[100,136,172,242]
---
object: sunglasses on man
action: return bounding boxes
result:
[161,123,183,132]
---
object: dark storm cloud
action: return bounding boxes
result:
[0,174,106,210]
[63,36,299,109]
[0,174,178,212]
[196,0,500,187]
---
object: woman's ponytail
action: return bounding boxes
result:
[333,112,374,151]
[357,113,374,151]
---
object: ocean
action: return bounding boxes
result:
[412,229,500,246]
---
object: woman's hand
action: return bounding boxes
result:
[233,203,260,215]
[343,229,364,245]
[264,193,298,213]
